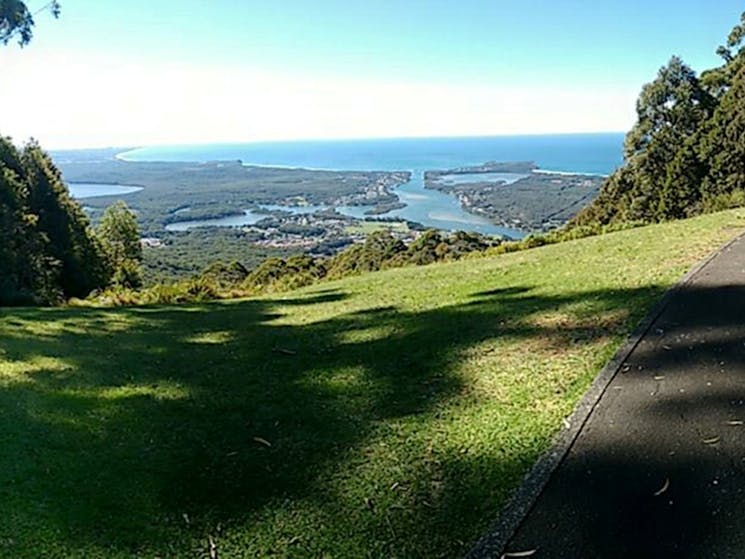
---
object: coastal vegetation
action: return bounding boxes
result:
[142,228,290,286]
[55,154,410,234]
[425,165,602,231]
[89,229,502,306]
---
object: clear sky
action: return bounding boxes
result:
[1,0,743,148]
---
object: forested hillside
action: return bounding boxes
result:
[0,138,141,305]
[572,13,745,226]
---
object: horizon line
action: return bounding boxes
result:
[47,130,628,153]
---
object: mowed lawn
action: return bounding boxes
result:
[2,210,744,558]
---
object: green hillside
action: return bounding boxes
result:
[2,209,744,558]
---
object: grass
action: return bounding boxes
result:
[1,209,744,558]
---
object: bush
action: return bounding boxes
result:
[703,189,745,213]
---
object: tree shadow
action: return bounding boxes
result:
[506,284,745,558]
[0,281,674,557]
[269,289,349,306]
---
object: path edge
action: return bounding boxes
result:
[465,230,745,559]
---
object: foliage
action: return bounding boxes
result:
[245,230,502,296]
[0,137,111,305]
[84,277,223,307]
[199,260,249,287]
[98,201,143,288]
[92,229,504,306]
[0,0,60,46]
[242,254,327,294]
[23,141,111,297]
[700,64,745,199]
[0,141,56,304]
[141,228,289,286]
[571,12,745,229]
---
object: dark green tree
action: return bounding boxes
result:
[23,141,111,297]
[98,201,143,288]
[658,136,706,219]
[700,64,745,198]
[574,56,715,226]
[200,260,250,287]
[405,230,444,266]
[326,231,406,277]
[0,139,56,304]
[624,57,713,160]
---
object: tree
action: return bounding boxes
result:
[625,57,714,161]
[658,136,706,219]
[406,229,444,265]
[1,0,60,46]
[0,138,56,304]
[715,12,745,64]
[98,201,143,288]
[23,141,111,297]
[575,56,716,226]
[0,136,110,304]
[700,64,745,199]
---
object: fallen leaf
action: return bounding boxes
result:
[653,478,670,497]
[501,550,537,558]
[253,437,272,447]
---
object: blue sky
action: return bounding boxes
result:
[2,0,743,148]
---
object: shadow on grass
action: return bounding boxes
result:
[0,282,670,557]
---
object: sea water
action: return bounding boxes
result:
[119,134,623,175]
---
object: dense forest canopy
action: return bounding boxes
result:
[0,137,141,304]
[572,12,745,227]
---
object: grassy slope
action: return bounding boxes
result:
[2,209,744,558]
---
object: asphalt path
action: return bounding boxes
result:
[493,234,745,558]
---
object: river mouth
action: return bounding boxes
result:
[165,172,526,238]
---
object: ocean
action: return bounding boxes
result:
[118,133,625,175]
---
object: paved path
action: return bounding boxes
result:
[486,234,745,558]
